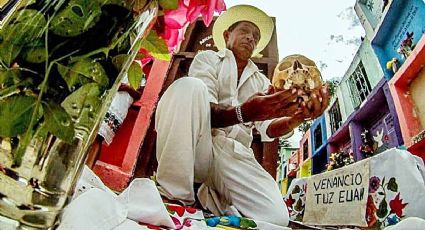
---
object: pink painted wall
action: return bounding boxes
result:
[300,129,312,163]
[389,34,425,160]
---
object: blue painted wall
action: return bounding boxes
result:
[372,0,425,79]
[312,146,329,175]
[311,114,328,157]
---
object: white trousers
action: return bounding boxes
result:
[155,77,289,226]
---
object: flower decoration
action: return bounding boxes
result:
[369,176,381,193]
[147,0,226,55]
[386,58,399,74]
[360,129,376,159]
[166,204,203,229]
[389,193,408,218]
[327,151,355,171]
[387,215,400,226]
[167,204,198,216]
[365,176,407,228]
[397,32,415,60]
[366,195,378,227]
[384,134,389,142]
[285,184,306,221]
[284,194,296,209]
[206,216,257,228]
[187,0,226,26]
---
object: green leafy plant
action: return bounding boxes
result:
[0,0,152,166]
[297,120,312,134]
[326,79,339,99]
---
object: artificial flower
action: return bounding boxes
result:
[284,194,296,208]
[389,193,408,218]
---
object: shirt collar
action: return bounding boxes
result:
[217,48,260,74]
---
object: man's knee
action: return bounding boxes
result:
[261,203,289,227]
[159,77,208,109]
[170,77,207,93]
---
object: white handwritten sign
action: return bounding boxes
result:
[303,159,370,226]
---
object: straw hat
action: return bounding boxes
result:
[212,5,274,57]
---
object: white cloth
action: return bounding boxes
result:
[114,219,150,230]
[117,178,175,227]
[58,188,128,230]
[369,149,425,222]
[155,49,290,227]
[60,166,290,229]
[59,166,177,230]
[72,165,117,200]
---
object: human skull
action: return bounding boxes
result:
[272,54,323,91]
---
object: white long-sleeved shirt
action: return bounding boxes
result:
[188,48,276,150]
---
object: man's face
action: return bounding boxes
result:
[224,21,261,61]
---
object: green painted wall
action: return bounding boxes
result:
[277,147,298,181]
[355,0,386,39]
[279,147,298,162]
[339,38,384,118]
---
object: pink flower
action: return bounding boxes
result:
[160,1,189,52]
[161,0,226,51]
[163,0,189,29]
[186,0,226,26]
[369,176,380,193]
[146,0,226,54]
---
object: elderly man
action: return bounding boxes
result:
[155,5,329,226]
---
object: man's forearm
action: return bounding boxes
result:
[266,116,304,138]
[210,103,240,128]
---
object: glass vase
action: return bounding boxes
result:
[0,0,158,229]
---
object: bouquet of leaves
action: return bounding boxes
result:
[0,0,225,167]
[0,0,158,167]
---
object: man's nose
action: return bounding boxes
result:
[246,33,255,42]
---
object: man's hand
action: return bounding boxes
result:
[266,85,329,138]
[210,85,328,129]
[241,87,299,122]
[294,85,329,121]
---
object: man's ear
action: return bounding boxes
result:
[223,30,230,43]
